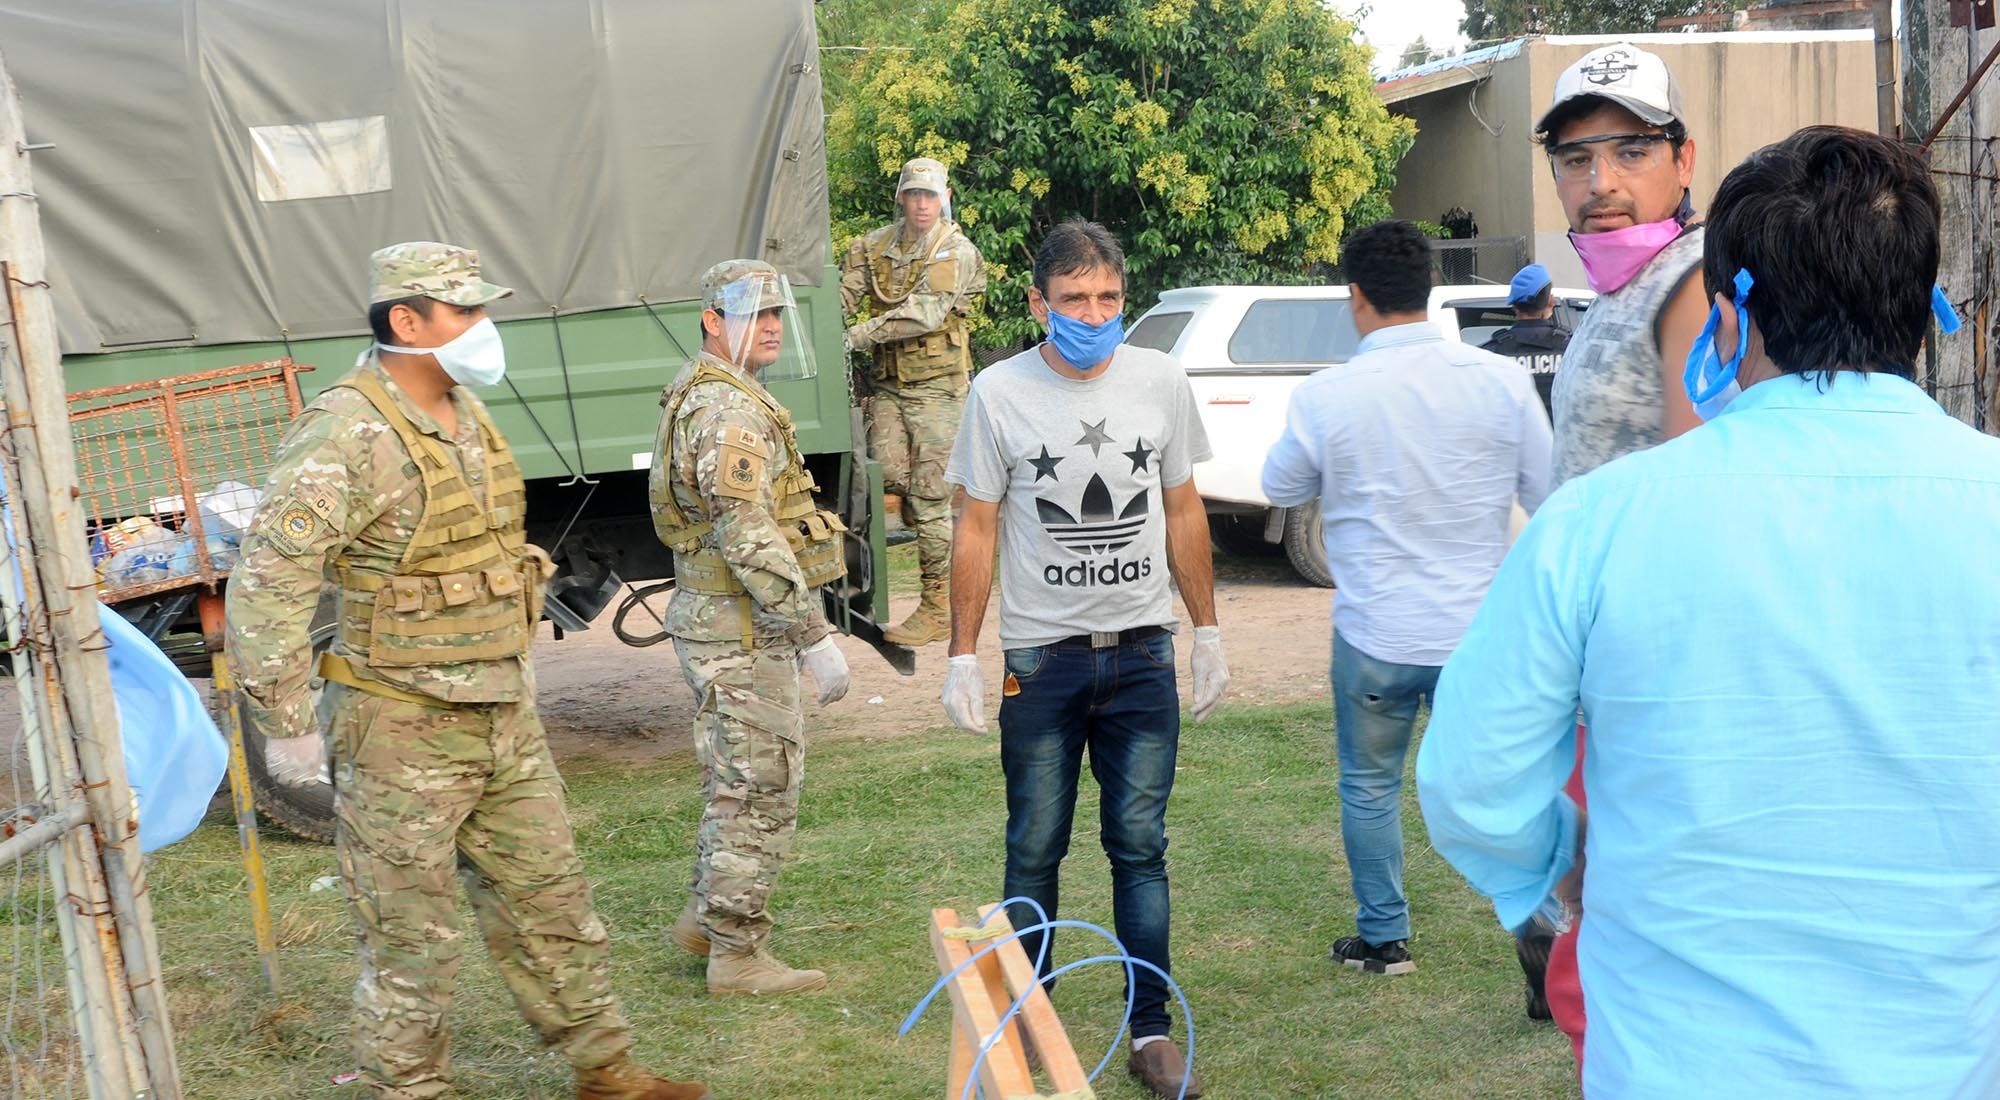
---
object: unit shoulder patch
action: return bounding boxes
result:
[259,497,326,558]
[714,444,766,502]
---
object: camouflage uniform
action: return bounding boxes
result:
[839,158,987,643]
[652,260,846,968]
[225,244,638,1099]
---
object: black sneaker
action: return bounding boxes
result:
[1330,935,1415,976]
[1515,921,1555,1020]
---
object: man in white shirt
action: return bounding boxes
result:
[1261,218,1552,976]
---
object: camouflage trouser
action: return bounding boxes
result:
[330,687,631,1099]
[672,636,805,953]
[866,371,967,591]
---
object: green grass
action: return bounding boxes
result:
[8,705,1577,1098]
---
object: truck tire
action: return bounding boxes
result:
[236,618,338,845]
[1282,503,1336,588]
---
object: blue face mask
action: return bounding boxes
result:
[1044,304,1125,371]
[1683,268,1755,421]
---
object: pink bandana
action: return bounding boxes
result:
[1568,217,1687,294]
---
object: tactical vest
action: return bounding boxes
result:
[655,361,848,646]
[866,227,972,385]
[330,370,545,683]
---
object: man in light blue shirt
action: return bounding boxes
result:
[1262,219,1551,976]
[1418,125,2000,1097]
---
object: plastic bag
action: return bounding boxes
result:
[102,530,183,588]
[196,480,260,538]
[101,605,228,852]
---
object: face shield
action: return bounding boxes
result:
[711,272,817,384]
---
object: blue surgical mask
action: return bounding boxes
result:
[1683,268,1754,421]
[1044,305,1124,371]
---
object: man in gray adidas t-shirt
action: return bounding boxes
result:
[939,219,1225,1100]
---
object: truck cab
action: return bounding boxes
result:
[1127,283,1588,586]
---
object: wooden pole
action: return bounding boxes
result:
[0,46,182,1098]
[1876,0,1899,136]
[0,475,133,1100]
[198,591,280,994]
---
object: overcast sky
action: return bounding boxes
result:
[1341,0,1471,72]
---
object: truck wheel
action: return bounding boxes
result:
[237,618,338,845]
[1282,503,1336,588]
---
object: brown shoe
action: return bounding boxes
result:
[1128,1040,1203,1099]
[575,1055,711,1100]
[670,899,710,957]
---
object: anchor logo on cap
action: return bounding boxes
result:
[1582,49,1638,87]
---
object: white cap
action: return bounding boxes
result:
[1537,44,1686,138]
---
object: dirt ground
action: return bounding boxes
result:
[532,547,1333,764]
[0,548,1336,792]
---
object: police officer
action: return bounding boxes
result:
[1481,263,1572,414]
[654,259,851,995]
[224,243,710,1100]
[839,157,988,646]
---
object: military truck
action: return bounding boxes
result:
[0,0,894,841]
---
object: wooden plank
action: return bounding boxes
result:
[929,907,1035,1099]
[944,1015,976,1100]
[978,903,1090,1093]
[966,915,1029,1079]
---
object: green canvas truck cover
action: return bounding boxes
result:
[0,0,830,356]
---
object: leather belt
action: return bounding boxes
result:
[1057,624,1169,650]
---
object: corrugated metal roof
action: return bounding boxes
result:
[1375,39,1524,105]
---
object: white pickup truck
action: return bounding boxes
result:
[1127,283,1590,586]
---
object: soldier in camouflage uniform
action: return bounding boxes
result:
[839,157,988,646]
[224,243,710,1100]
[653,260,852,996]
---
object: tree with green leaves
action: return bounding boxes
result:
[826,0,1414,346]
[1461,0,1751,42]
[1397,36,1438,70]
[816,0,947,103]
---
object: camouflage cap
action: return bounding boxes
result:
[897,157,949,195]
[700,259,788,313]
[368,241,514,306]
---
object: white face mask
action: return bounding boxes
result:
[378,316,507,387]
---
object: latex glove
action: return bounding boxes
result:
[1190,625,1228,723]
[264,734,326,789]
[941,653,988,734]
[800,636,851,705]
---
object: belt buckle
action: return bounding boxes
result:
[1089,630,1119,649]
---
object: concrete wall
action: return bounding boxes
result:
[1386,33,1876,289]
[1385,55,1537,248]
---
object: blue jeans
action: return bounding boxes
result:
[1331,632,1441,945]
[999,631,1180,1039]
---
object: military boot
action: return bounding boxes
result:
[882,588,949,647]
[575,1055,711,1100]
[670,899,710,956]
[706,946,829,996]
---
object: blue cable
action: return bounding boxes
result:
[901,900,1194,1100]
[971,954,1196,1100]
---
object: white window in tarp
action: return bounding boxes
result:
[249,116,391,202]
